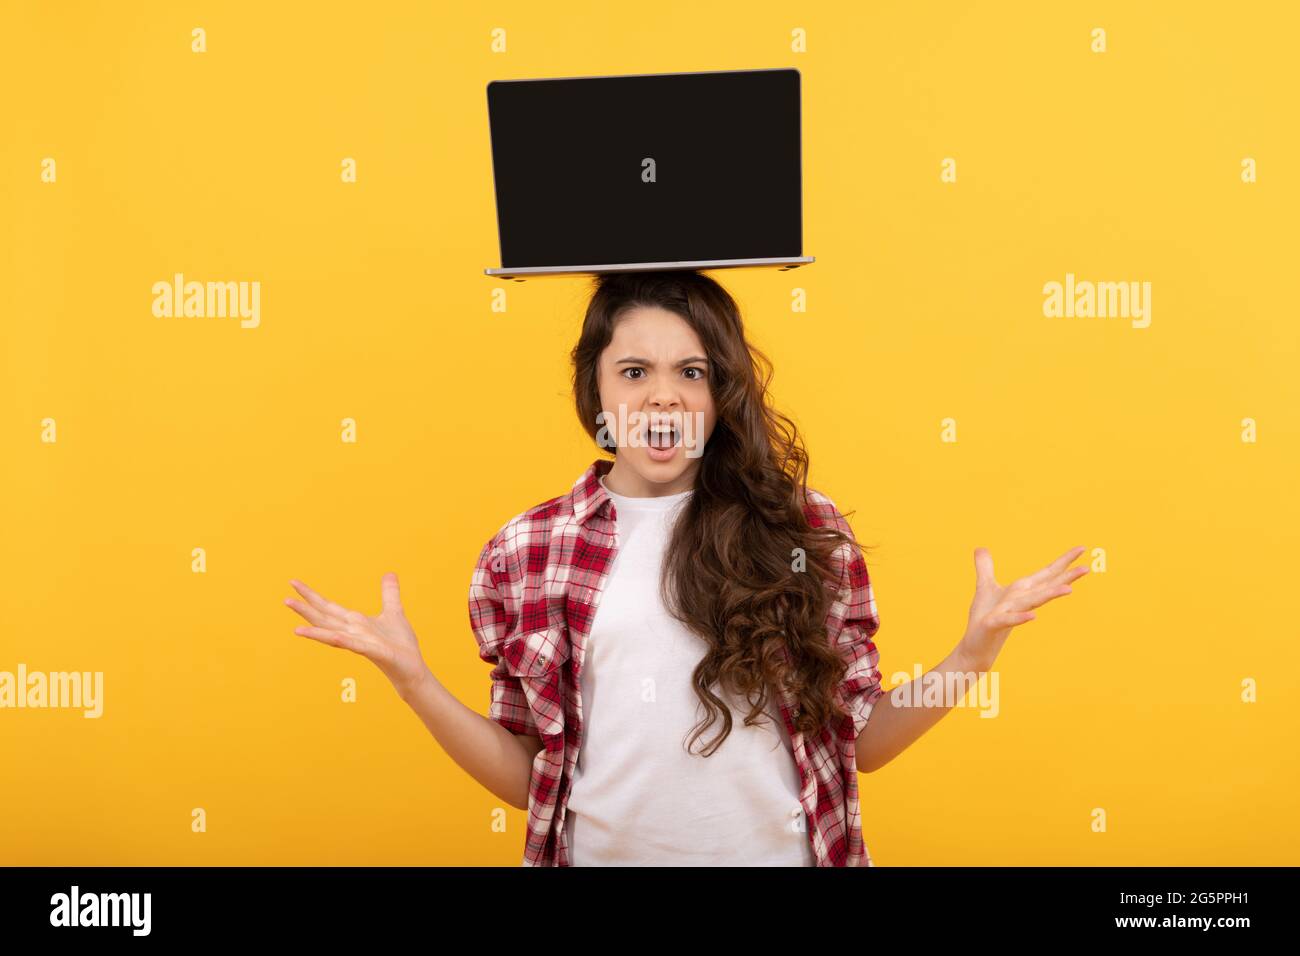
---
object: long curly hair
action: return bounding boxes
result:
[570,270,869,754]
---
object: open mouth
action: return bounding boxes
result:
[647,423,680,449]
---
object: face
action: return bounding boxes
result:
[596,305,717,497]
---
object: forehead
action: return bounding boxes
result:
[606,305,704,357]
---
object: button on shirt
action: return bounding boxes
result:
[467,458,885,866]
[563,477,815,866]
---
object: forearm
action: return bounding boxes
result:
[397,669,537,810]
[854,643,986,774]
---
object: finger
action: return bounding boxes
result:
[283,597,335,628]
[380,572,403,615]
[1031,545,1087,582]
[289,579,352,620]
[974,548,996,590]
[1038,563,1091,592]
[1022,546,1088,588]
[1009,581,1076,612]
[293,625,370,656]
[1065,564,1091,583]
[992,608,1036,628]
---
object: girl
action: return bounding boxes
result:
[284,270,1089,866]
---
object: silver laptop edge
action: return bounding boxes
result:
[485,256,814,278]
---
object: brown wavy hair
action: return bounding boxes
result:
[570,270,870,754]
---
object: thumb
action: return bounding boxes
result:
[973,548,996,591]
[381,572,403,614]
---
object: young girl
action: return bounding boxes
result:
[284,270,1089,866]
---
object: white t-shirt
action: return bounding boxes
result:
[563,476,815,866]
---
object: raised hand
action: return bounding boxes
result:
[283,573,432,699]
[958,546,1090,672]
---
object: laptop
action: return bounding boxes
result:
[484,68,813,279]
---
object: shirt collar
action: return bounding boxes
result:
[571,458,616,526]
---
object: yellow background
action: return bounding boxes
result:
[2,1,1296,865]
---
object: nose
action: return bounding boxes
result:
[645,374,682,411]
[647,390,681,413]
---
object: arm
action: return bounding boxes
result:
[854,643,984,774]
[282,571,540,812]
[397,669,544,810]
[854,545,1090,774]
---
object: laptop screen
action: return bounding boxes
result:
[486,69,803,270]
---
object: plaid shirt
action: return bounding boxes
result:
[468,458,884,866]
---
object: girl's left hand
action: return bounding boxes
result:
[958,545,1090,672]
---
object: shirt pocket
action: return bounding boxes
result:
[500,625,569,738]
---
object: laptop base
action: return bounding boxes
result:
[484,255,813,280]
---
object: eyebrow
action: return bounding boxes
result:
[614,356,708,367]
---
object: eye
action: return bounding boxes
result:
[621,367,645,380]
[683,367,706,381]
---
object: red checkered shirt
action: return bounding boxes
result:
[467,458,885,866]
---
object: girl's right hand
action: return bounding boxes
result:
[284,573,432,700]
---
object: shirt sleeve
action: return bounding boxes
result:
[468,532,542,738]
[819,507,884,742]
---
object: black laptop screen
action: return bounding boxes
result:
[486,69,803,269]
